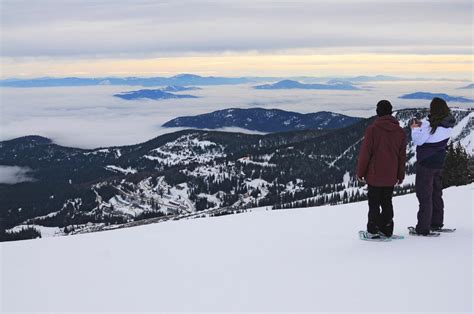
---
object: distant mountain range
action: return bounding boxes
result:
[114,88,198,100]
[345,75,400,83]
[162,108,362,132]
[458,83,474,89]
[399,92,473,103]
[0,74,465,88]
[254,80,360,90]
[161,85,201,92]
[0,74,258,88]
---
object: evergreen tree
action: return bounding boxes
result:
[469,157,474,183]
[443,143,470,187]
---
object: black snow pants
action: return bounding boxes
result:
[415,164,444,234]
[367,185,394,236]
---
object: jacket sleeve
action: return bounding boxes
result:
[357,127,373,178]
[398,131,407,181]
[411,119,431,146]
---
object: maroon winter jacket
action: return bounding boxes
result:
[357,115,407,187]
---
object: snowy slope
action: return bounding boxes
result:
[1,184,472,313]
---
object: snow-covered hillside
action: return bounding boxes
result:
[1,184,472,313]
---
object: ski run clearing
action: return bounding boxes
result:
[1,184,472,313]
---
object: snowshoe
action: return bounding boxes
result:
[379,232,404,240]
[408,226,440,237]
[359,230,392,242]
[431,227,456,233]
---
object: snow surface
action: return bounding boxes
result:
[451,111,474,154]
[90,176,194,218]
[238,157,277,167]
[6,224,63,237]
[104,165,137,174]
[144,134,225,166]
[83,148,110,155]
[1,185,472,313]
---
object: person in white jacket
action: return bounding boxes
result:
[410,97,455,235]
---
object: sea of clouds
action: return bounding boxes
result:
[0,166,35,184]
[0,80,471,149]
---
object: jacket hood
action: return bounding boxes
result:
[439,114,456,128]
[373,115,401,132]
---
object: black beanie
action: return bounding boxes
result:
[376,100,392,117]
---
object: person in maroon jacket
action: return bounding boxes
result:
[357,100,407,237]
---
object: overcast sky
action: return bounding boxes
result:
[1,0,472,78]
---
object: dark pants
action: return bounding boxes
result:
[415,164,444,234]
[367,185,394,236]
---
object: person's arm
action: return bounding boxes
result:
[357,127,373,181]
[397,132,407,184]
[411,119,430,146]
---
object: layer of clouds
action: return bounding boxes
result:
[1,0,472,59]
[0,80,471,148]
[0,166,35,184]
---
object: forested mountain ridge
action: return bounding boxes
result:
[162,108,362,132]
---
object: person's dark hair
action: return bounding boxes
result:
[376,100,392,117]
[428,97,450,134]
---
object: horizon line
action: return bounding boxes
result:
[1,74,471,82]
